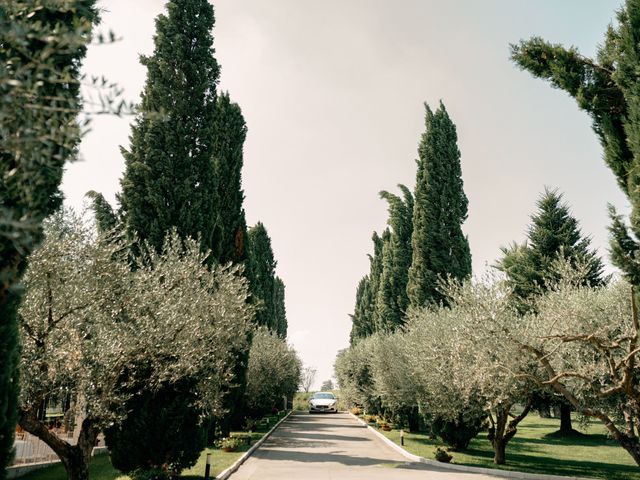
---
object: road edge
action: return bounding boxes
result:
[348,413,593,480]
[217,410,292,480]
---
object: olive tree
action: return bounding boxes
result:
[245,327,301,416]
[17,213,252,480]
[518,276,640,466]
[406,280,535,463]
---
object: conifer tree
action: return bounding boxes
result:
[375,186,414,331]
[246,222,277,330]
[112,0,220,467]
[496,189,604,435]
[407,102,471,309]
[511,0,640,289]
[349,276,375,343]
[211,92,248,265]
[497,189,604,312]
[273,277,287,338]
[0,2,97,474]
[119,0,219,254]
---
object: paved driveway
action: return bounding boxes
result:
[228,412,505,479]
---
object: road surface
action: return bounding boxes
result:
[228,412,506,479]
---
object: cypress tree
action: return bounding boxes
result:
[246,222,277,330]
[273,277,287,338]
[510,0,640,289]
[211,92,248,265]
[86,191,118,233]
[407,102,471,309]
[113,0,219,467]
[119,0,219,254]
[496,189,604,435]
[0,2,97,474]
[349,276,375,343]
[375,185,414,331]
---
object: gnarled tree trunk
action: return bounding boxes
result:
[20,407,98,480]
[487,401,532,465]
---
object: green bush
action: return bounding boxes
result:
[130,467,171,480]
[431,412,485,451]
[106,379,206,476]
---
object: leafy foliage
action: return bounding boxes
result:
[17,212,252,478]
[245,328,301,416]
[0,2,98,473]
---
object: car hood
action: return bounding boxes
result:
[310,399,336,406]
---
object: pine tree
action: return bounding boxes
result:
[407,102,471,309]
[246,222,277,330]
[510,0,640,289]
[211,92,248,265]
[119,0,219,254]
[0,2,97,475]
[497,189,605,312]
[496,189,604,435]
[375,186,414,331]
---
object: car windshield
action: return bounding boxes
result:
[312,393,335,399]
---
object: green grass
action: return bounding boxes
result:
[373,415,638,480]
[18,413,287,480]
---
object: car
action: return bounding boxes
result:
[308,392,338,413]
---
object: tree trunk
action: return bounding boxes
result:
[559,403,573,434]
[61,448,90,480]
[493,439,506,465]
[407,406,420,433]
[619,435,640,467]
[19,407,98,480]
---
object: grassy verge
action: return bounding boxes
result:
[367,414,638,480]
[18,412,288,480]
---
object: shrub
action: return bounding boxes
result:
[130,467,171,480]
[434,447,452,463]
[431,412,485,451]
[218,437,241,452]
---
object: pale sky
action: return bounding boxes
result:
[63,0,626,390]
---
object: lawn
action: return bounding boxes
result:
[18,413,286,480]
[373,415,638,480]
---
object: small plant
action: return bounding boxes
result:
[130,467,170,480]
[350,407,362,416]
[364,415,376,423]
[232,433,252,446]
[217,436,241,452]
[243,419,257,432]
[434,447,453,463]
[381,423,392,431]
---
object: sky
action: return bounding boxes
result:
[63,0,627,390]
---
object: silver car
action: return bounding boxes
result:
[308,392,338,413]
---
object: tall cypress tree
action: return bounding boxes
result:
[119,0,219,254]
[349,276,375,343]
[273,277,287,338]
[0,2,97,474]
[407,102,471,309]
[211,92,248,265]
[510,0,640,289]
[375,185,414,331]
[113,0,219,468]
[246,222,277,330]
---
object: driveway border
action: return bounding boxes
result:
[218,410,292,480]
[349,413,593,480]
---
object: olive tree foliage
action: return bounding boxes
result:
[334,338,379,413]
[245,327,301,415]
[518,272,640,466]
[17,212,252,480]
[405,279,535,464]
